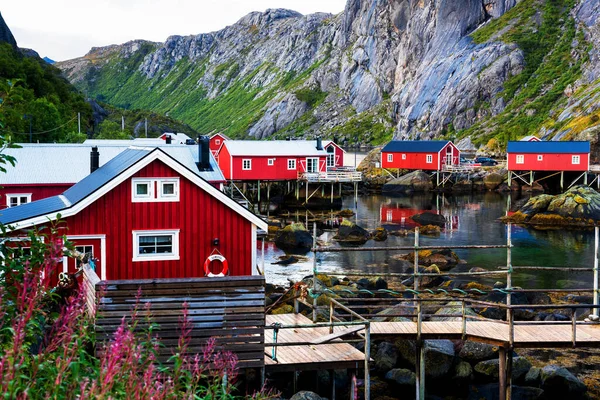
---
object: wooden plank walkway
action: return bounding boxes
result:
[264,314,367,372]
[370,321,600,348]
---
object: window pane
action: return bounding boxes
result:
[163,183,175,195]
[138,235,172,254]
[136,183,149,195]
[9,198,18,207]
[20,197,28,203]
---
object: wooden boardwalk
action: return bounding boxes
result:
[264,314,367,372]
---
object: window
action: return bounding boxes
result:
[268,158,275,166]
[537,155,543,161]
[516,155,524,164]
[426,155,433,163]
[287,159,296,170]
[327,147,335,167]
[132,178,179,202]
[75,245,94,267]
[387,154,393,162]
[242,159,252,170]
[132,230,180,261]
[215,139,221,145]
[402,154,407,160]
[6,194,31,208]
[572,155,580,165]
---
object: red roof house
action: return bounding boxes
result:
[217,139,330,181]
[506,141,590,172]
[0,147,267,281]
[381,141,460,171]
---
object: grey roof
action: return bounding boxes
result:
[2,142,224,184]
[0,147,224,225]
[223,140,328,156]
[382,141,451,153]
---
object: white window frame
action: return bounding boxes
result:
[268,158,275,166]
[132,230,180,262]
[287,159,296,170]
[132,178,180,202]
[537,155,543,161]
[387,154,393,162]
[215,139,221,146]
[402,154,407,160]
[242,159,252,170]
[6,193,32,208]
[327,153,335,168]
[426,154,433,164]
[516,155,525,164]
[572,155,580,165]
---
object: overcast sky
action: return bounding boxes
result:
[3,0,347,61]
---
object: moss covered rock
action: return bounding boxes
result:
[274,223,313,250]
[334,219,371,244]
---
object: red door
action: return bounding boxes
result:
[64,238,103,279]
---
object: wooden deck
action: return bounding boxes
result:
[370,321,600,348]
[264,314,367,372]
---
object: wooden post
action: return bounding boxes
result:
[506,349,513,400]
[499,348,507,400]
[321,184,325,197]
[331,370,336,400]
[329,302,334,334]
[508,172,512,189]
[312,223,318,323]
[595,226,599,318]
[350,371,356,400]
[354,182,358,205]
[436,171,440,187]
[585,172,588,185]
[331,183,334,203]
[415,340,425,400]
[506,223,512,324]
[306,182,309,205]
[414,227,420,303]
[461,300,466,340]
[261,237,265,275]
[572,307,577,347]
[364,323,371,400]
[257,180,261,203]
[296,182,299,200]
[561,171,564,192]
[529,171,533,186]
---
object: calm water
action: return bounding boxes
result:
[263,192,596,289]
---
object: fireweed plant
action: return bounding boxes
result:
[0,221,277,399]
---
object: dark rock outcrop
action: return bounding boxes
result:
[274,223,313,250]
[334,219,371,244]
[0,12,17,48]
[411,212,446,227]
[382,171,433,194]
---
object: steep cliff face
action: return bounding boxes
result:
[0,12,17,48]
[57,0,600,147]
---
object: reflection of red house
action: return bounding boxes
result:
[506,141,590,172]
[0,147,267,281]
[381,141,460,171]
[379,206,459,229]
[210,133,230,159]
[217,140,329,181]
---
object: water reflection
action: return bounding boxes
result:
[263,192,595,290]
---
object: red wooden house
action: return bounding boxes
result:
[1,141,225,210]
[381,141,460,171]
[217,139,329,181]
[210,133,230,158]
[323,140,346,168]
[506,141,590,172]
[0,147,267,281]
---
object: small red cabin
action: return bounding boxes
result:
[0,147,267,281]
[0,142,226,210]
[217,139,330,181]
[506,141,590,172]
[210,133,230,158]
[323,140,346,168]
[381,141,460,171]
[159,132,193,144]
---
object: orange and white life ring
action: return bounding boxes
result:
[204,254,228,277]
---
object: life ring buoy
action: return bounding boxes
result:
[204,254,228,277]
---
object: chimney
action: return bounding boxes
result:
[90,146,100,173]
[197,136,211,171]
[316,137,323,150]
[165,135,172,144]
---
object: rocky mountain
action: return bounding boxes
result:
[57,0,600,151]
[0,12,17,49]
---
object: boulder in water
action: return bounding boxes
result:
[334,219,371,244]
[382,171,433,194]
[540,365,587,398]
[372,227,388,241]
[412,212,446,227]
[274,223,313,250]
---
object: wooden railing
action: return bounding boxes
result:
[298,170,362,182]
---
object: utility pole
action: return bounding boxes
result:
[78,112,81,134]
[121,116,125,131]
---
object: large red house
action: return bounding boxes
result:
[217,139,330,181]
[381,141,460,171]
[506,141,590,171]
[1,141,225,210]
[0,147,267,281]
